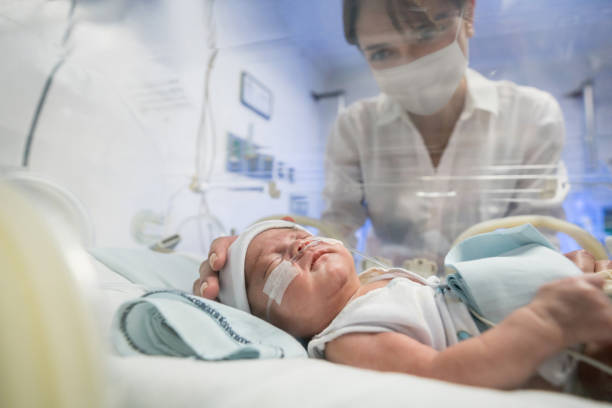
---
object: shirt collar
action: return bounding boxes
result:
[375,68,499,126]
[464,68,499,117]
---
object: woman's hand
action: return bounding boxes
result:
[192,235,237,299]
[192,216,296,299]
[527,274,612,348]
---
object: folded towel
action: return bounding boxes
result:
[112,290,307,360]
[445,224,583,326]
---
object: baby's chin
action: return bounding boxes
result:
[280,312,333,339]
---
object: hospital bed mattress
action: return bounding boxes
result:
[92,258,607,408]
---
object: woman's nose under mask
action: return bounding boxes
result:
[262,237,343,321]
[371,11,467,115]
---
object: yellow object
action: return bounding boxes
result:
[0,183,105,408]
[453,215,609,261]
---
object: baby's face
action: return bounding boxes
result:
[244,228,359,337]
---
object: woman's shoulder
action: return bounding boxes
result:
[490,77,561,120]
[336,95,385,125]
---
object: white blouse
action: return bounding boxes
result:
[322,69,565,266]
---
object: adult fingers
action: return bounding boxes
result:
[200,276,220,299]
[196,256,220,299]
[565,250,596,274]
[207,235,238,271]
[192,278,203,296]
[192,275,220,299]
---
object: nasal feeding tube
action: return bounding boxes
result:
[262,237,342,321]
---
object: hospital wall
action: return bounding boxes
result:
[0,0,328,254]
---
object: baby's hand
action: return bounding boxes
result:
[527,274,612,348]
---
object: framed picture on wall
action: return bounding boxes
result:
[240,71,273,120]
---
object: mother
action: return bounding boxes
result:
[196,0,567,293]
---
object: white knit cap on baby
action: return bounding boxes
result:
[218,220,311,313]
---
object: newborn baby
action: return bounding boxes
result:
[217,220,612,397]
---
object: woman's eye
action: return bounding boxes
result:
[415,27,437,41]
[370,48,395,62]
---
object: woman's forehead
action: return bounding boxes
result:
[356,0,458,39]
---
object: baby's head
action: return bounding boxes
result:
[219,220,359,338]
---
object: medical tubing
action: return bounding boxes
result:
[469,308,612,376]
[195,0,219,185]
[23,0,77,167]
[347,246,391,269]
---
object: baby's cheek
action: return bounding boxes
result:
[322,265,350,290]
[247,288,267,319]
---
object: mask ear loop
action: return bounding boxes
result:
[453,6,466,42]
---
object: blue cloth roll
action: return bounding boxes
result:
[112,290,307,360]
[444,224,583,327]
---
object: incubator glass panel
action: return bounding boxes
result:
[1,0,611,272]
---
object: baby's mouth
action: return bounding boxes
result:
[309,249,330,269]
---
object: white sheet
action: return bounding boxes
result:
[93,256,607,408]
[108,356,605,408]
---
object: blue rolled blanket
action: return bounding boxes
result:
[112,290,307,360]
[444,224,583,327]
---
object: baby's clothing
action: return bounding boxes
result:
[308,271,479,357]
[308,225,584,388]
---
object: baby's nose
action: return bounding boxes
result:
[296,239,313,254]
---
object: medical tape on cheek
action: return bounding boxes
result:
[263,260,299,320]
[261,237,342,320]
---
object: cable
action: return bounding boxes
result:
[194,0,218,186]
[22,0,77,167]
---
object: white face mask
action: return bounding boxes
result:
[372,14,468,116]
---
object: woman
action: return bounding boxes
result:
[322,0,565,266]
[195,0,567,293]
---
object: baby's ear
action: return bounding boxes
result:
[281,216,296,222]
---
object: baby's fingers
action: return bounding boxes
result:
[581,273,607,289]
[566,250,596,273]
[595,260,612,273]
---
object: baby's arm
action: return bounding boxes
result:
[326,274,612,389]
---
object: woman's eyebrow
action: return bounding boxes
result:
[363,42,393,51]
[433,11,451,20]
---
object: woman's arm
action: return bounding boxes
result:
[321,109,368,247]
[326,274,612,389]
[505,92,566,222]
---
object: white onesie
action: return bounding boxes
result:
[307,269,576,387]
[308,270,480,358]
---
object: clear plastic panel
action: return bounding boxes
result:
[1,0,611,265]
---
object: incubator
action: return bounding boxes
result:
[1,0,612,406]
